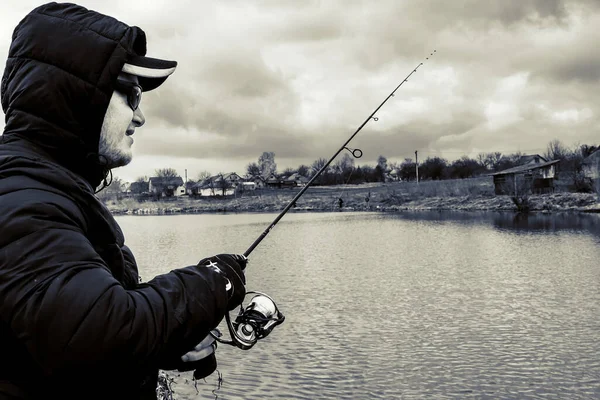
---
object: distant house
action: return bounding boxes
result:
[120,182,132,196]
[196,185,235,197]
[261,173,309,189]
[582,149,600,180]
[129,180,149,194]
[265,174,282,188]
[388,169,401,182]
[148,176,185,197]
[282,173,309,188]
[246,176,266,189]
[218,172,243,186]
[195,172,242,196]
[239,181,257,191]
[490,159,560,195]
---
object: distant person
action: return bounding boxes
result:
[0,3,247,399]
[338,197,344,209]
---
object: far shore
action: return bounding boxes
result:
[104,178,600,216]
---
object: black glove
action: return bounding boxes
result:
[169,330,221,380]
[162,354,217,380]
[197,253,247,310]
[191,353,218,380]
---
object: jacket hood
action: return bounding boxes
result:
[1,2,149,188]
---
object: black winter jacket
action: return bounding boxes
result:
[0,3,230,399]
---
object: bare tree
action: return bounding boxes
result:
[216,173,230,196]
[335,153,355,173]
[578,144,598,158]
[196,170,211,183]
[258,152,277,179]
[377,155,388,171]
[282,167,295,176]
[333,153,355,184]
[246,162,260,178]
[544,139,569,161]
[510,151,524,164]
[399,158,416,181]
[503,174,532,212]
[311,158,328,176]
[375,155,388,182]
[297,164,310,177]
[310,158,331,184]
[477,153,489,169]
[420,156,448,180]
[486,152,503,171]
[155,168,179,178]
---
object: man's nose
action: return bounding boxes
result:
[133,107,145,127]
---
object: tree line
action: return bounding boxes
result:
[244,140,598,188]
[98,139,598,201]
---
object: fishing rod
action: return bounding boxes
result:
[213,51,436,355]
[244,50,436,258]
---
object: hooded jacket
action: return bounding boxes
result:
[0,3,230,399]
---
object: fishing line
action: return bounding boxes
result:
[244,50,436,257]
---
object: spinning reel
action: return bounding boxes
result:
[213,291,285,350]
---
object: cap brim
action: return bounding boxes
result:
[122,55,177,92]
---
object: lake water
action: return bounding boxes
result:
[116,211,600,400]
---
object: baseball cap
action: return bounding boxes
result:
[122,55,177,92]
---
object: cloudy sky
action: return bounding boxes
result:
[1,0,599,182]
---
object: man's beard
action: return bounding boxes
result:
[98,136,132,169]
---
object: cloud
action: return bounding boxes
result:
[2,0,600,182]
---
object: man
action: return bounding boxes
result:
[0,2,247,399]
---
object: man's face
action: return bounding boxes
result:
[99,72,145,168]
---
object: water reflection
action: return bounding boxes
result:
[493,212,600,235]
[383,210,600,236]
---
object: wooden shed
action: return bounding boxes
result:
[490,160,560,195]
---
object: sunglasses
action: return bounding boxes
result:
[114,79,142,111]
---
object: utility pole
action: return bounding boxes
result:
[415,150,419,184]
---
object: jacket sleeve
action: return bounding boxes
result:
[0,190,230,374]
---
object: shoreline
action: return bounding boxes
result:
[106,191,600,216]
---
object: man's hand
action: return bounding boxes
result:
[177,330,221,379]
[198,254,247,310]
[181,329,221,364]
[181,330,218,363]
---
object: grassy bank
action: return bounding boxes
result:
[104,177,600,215]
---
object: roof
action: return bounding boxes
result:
[195,180,236,189]
[517,154,547,164]
[204,172,241,182]
[214,172,240,180]
[284,173,309,182]
[490,159,560,176]
[497,154,547,166]
[583,149,600,164]
[149,176,184,186]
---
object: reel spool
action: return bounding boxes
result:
[214,291,285,350]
